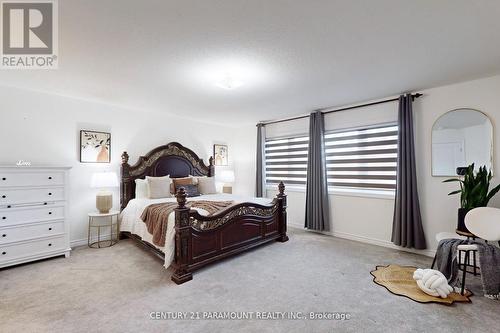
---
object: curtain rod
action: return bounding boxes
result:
[259,93,423,126]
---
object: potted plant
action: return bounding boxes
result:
[443,164,500,234]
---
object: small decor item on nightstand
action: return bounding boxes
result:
[88,210,120,248]
[91,172,119,214]
[213,144,228,166]
[218,170,235,194]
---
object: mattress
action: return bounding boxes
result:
[119,194,272,268]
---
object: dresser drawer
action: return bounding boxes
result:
[0,221,65,244]
[0,188,64,206]
[0,172,64,187]
[0,236,66,262]
[0,205,64,225]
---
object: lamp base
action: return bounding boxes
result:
[96,191,113,214]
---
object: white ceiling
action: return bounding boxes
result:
[2,0,500,125]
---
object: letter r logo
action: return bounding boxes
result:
[2,2,53,54]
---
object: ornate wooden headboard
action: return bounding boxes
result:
[120,142,214,210]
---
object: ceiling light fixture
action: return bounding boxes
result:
[215,75,244,90]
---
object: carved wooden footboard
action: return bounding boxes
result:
[171,182,288,284]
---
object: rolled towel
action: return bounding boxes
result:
[413,268,454,298]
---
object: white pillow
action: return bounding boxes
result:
[135,178,149,198]
[188,175,201,185]
[197,177,217,194]
[146,175,172,199]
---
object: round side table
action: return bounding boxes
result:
[88,210,120,248]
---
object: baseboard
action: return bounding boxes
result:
[288,225,436,258]
[70,234,112,248]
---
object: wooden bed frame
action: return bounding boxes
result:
[120,142,288,284]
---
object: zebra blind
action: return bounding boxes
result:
[325,123,398,190]
[265,135,309,186]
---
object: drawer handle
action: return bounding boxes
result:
[48,176,52,180]
[43,203,47,205]
[48,243,52,247]
[2,217,5,220]
[7,205,11,208]
[1,251,6,255]
[48,227,52,231]
[1,234,6,237]
[1,195,5,198]
[48,193,52,196]
[49,212,52,215]
[1,178,5,181]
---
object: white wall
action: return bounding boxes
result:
[267,74,500,256]
[0,85,255,246]
[416,75,500,251]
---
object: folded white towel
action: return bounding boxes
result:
[413,268,454,298]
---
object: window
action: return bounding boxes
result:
[325,123,398,191]
[264,123,398,192]
[265,135,309,186]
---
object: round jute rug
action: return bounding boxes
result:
[370,264,472,305]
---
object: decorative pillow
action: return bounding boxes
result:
[197,177,217,194]
[171,176,195,193]
[146,175,172,199]
[135,178,149,198]
[188,175,201,184]
[182,184,201,197]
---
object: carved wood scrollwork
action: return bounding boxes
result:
[190,201,279,231]
[129,144,209,177]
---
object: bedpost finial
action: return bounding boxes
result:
[209,156,214,166]
[121,151,129,164]
[176,187,187,208]
[278,181,285,195]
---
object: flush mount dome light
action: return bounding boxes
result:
[215,75,244,90]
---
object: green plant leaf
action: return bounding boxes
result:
[447,190,462,196]
[486,184,500,203]
[442,178,463,183]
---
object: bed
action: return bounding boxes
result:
[119,142,288,284]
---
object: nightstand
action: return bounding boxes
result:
[88,210,119,248]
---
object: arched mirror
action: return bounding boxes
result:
[432,108,493,176]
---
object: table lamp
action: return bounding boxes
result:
[218,170,235,194]
[91,172,119,214]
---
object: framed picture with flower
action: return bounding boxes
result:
[213,144,228,166]
[80,130,111,163]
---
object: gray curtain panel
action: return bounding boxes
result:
[305,111,330,231]
[391,94,427,249]
[255,123,266,197]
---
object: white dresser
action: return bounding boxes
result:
[0,166,71,268]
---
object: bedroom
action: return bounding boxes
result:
[0,1,499,332]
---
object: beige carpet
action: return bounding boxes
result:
[1,228,498,333]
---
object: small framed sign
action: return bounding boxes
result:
[80,130,111,163]
[213,144,228,166]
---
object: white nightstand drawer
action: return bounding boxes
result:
[0,221,65,244]
[0,205,64,225]
[0,188,64,206]
[0,172,64,187]
[0,236,66,262]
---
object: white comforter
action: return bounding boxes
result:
[119,194,272,268]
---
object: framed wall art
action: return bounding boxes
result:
[80,130,111,163]
[213,144,228,166]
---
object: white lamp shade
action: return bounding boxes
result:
[218,170,235,183]
[91,172,119,188]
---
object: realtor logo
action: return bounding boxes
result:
[1,0,58,69]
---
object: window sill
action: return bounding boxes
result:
[266,185,395,200]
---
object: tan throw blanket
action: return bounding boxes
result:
[140,200,233,247]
